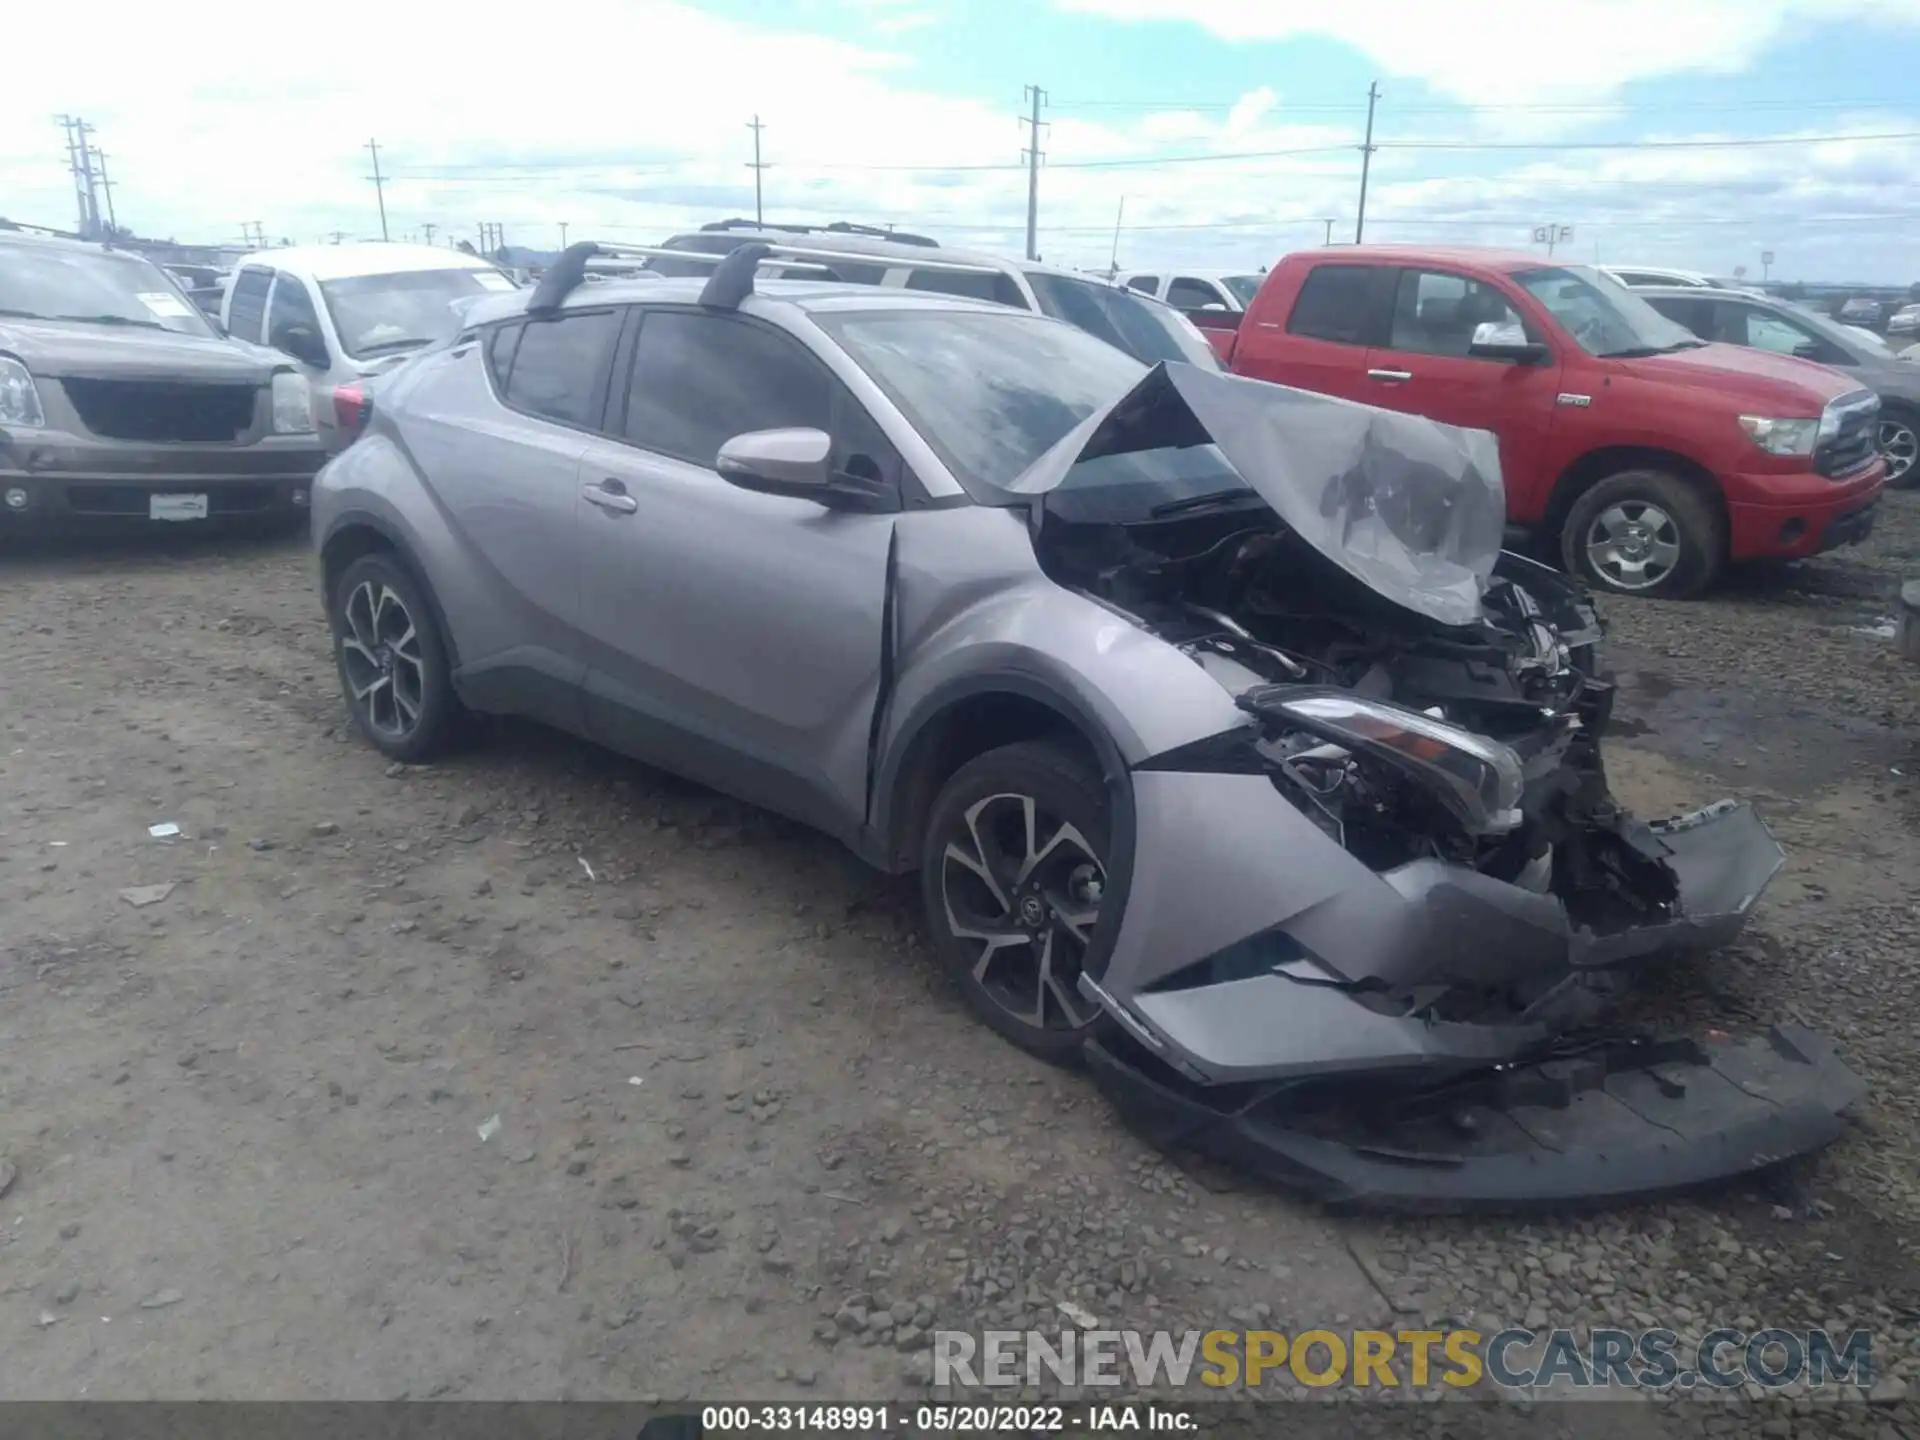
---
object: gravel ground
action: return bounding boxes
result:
[2,494,1919,1432]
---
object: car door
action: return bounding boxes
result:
[1165,276,1232,313]
[224,265,273,343]
[1236,261,1396,404]
[1360,266,1565,504]
[415,305,624,725]
[573,307,901,843]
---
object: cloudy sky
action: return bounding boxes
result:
[6,0,1920,281]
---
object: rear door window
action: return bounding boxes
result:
[1125,275,1159,295]
[1166,277,1227,311]
[497,308,622,429]
[227,266,273,343]
[1285,264,1390,346]
[901,268,1029,308]
[1641,295,1718,339]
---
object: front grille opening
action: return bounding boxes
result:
[62,379,255,443]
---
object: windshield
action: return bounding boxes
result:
[0,243,216,337]
[819,309,1149,495]
[319,269,508,360]
[1782,301,1882,355]
[1223,274,1262,306]
[1026,273,1220,369]
[1513,265,1701,358]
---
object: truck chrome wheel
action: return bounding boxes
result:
[1881,419,1917,484]
[1585,500,1682,593]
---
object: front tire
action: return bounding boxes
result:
[1879,406,1919,490]
[920,740,1114,1061]
[329,551,465,762]
[1560,469,1724,599]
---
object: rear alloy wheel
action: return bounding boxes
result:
[921,741,1112,1060]
[1561,469,1724,600]
[330,552,464,762]
[1879,410,1918,489]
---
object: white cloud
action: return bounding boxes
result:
[1,0,1916,282]
[1048,0,1920,104]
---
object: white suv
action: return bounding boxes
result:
[221,242,517,447]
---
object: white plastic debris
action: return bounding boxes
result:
[119,884,176,909]
[148,823,181,840]
[578,857,596,881]
[477,1114,502,1143]
[1057,1300,1100,1328]
[627,1076,644,1087]
[48,841,67,848]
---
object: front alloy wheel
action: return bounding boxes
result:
[1880,416,1918,488]
[921,740,1114,1060]
[1583,500,1682,593]
[340,579,425,740]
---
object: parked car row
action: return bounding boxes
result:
[304,238,1862,1207]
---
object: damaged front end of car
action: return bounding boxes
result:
[1015,362,1864,1210]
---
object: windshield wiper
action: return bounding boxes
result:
[353,337,433,356]
[52,313,171,330]
[1599,339,1709,359]
[1149,486,1257,518]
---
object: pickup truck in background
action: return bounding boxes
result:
[1214,246,1887,598]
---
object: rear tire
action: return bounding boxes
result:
[1560,469,1724,600]
[1879,405,1919,490]
[329,551,465,762]
[919,740,1114,1062]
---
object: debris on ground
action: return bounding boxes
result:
[476,1115,502,1143]
[118,884,176,908]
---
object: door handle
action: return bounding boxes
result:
[583,480,638,514]
[1367,368,1414,381]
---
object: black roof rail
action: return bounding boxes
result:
[536,240,1004,312]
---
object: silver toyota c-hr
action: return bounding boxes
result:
[311,242,1862,1210]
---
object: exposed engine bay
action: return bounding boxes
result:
[1007,361,1861,1212]
[1037,502,1682,946]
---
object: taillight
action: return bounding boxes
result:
[333,382,373,438]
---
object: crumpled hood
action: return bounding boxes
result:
[0,317,283,384]
[1011,362,1506,628]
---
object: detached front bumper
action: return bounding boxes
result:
[1083,771,1862,1208]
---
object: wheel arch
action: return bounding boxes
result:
[318,509,462,670]
[1541,445,1729,559]
[870,672,1136,889]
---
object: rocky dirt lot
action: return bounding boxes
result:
[2,497,1920,1435]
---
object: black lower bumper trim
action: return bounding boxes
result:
[1816,497,1879,553]
[1086,1023,1865,1214]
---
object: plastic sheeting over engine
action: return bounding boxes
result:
[1007,362,1508,628]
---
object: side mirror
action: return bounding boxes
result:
[1469,320,1551,365]
[715,428,894,512]
[271,322,329,370]
[1199,302,1229,312]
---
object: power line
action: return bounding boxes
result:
[1388,130,1920,151]
[1051,94,1920,116]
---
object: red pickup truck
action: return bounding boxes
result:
[1215,246,1886,598]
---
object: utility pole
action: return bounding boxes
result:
[746,116,770,226]
[56,115,102,238]
[366,139,390,241]
[1354,81,1379,245]
[1107,196,1125,279]
[1021,85,1047,262]
[328,231,347,245]
[94,151,118,234]
[1321,217,1336,246]
[422,222,437,246]
[559,221,568,248]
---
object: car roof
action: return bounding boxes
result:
[1630,285,1758,301]
[1310,244,1566,272]
[460,274,1036,329]
[663,226,1118,287]
[231,242,499,281]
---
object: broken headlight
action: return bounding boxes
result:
[1244,688,1524,837]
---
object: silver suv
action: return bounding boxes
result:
[310,241,1858,1208]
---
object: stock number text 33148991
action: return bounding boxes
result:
[697,1404,1075,1432]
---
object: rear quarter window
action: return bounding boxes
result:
[1285,264,1386,346]
[902,269,1029,309]
[495,309,621,429]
